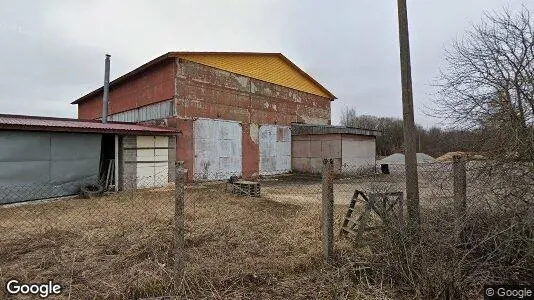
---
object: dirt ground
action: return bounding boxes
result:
[0,181,394,299]
[261,168,455,206]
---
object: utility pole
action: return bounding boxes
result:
[322,159,334,261]
[397,0,420,238]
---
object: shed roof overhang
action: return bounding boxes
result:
[0,114,179,136]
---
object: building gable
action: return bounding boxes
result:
[174,53,334,99]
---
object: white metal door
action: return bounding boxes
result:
[136,136,169,188]
[259,125,291,175]
[194,119,242,180]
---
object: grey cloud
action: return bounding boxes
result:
[1,0,533,126]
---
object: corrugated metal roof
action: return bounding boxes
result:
[71,52,336,105]
[291,123,381,137]
[0,114,178,135]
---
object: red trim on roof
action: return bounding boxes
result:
[0,114,179,135]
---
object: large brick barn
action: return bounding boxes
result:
[72,52,377,181]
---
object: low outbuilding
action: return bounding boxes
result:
[0,114,178,204]
[291,124,381,175]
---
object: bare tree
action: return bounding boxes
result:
[340,109,405,156]
[340,109,482,157]
[436,7,534,161]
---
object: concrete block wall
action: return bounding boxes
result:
[118,135,137,190]
[292,134,342,174]
[340,134,376,174]
[118,134,177,189]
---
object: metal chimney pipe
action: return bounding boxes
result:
[102,54,111,123]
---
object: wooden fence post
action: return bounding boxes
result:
[453,155,467,243]
[174,161,186,288]
[322,158,334,261]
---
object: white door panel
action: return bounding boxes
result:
[259,125,291,175]
[194,119,242,180]
[136,136,169,188]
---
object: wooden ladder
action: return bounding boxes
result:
[340,190,404,242]
[340,190,375,240]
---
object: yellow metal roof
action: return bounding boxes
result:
[174,52,335,99]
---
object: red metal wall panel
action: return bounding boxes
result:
[77,60,175,120]
[78,97,102,120]
[173,118,194,182]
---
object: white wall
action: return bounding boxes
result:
[341,135,376,174]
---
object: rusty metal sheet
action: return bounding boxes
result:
[0,114,177,135]
[259,125,291,175]
[193,119,242,180]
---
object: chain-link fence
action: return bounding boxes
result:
[333,159,534,299]
[0,171,177,299]
[0,159,532,299]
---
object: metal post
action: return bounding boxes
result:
[453,155,467,243]
[174,161,186,287]
[397,0,420,238]
[102,54,111,123]
[322,158,334,261]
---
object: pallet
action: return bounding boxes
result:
[231,180,261,197]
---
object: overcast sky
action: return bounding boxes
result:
[1,0,533,127]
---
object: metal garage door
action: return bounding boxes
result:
[194,119,242,180]
[136,136,169,188]
[0,131,101,204]
[259,125,291,175]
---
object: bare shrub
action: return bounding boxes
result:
[340,161,534,299]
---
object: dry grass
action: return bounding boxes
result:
[0,183,393,299]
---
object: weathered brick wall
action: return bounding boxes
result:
[168,135,176,182]
[77,58,333,181]
[77,60,175,120]
[174,59,332,178]
[174,59,331,125]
